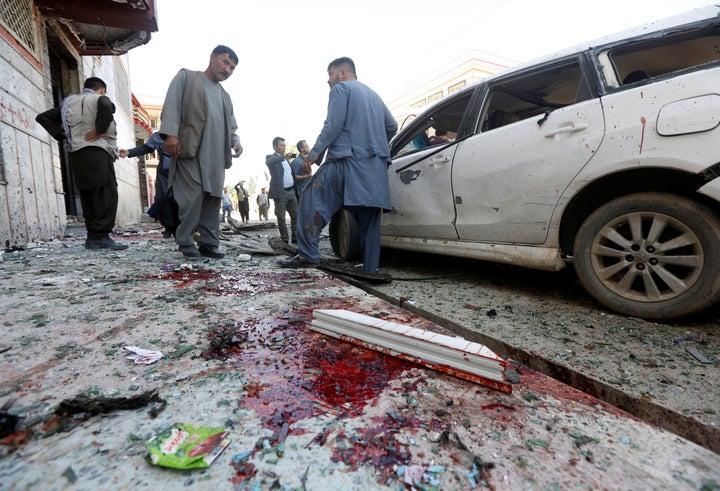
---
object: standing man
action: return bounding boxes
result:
[221,187,233,222]
[234,179,250,222]
[279,57,397,273]
[120,131,178,238]
[257,187,269,221]
[36,77,128,250]
[290,140,312,201]
[160,45,243,259]
[265,137,298,243]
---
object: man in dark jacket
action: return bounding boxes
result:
[119,132,178,238]
[265,137,298,243]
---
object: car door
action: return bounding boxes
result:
[452,58,605,244]
[382,88,477,239]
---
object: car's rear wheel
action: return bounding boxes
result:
[573,192,720,320]
[329,208,361,261]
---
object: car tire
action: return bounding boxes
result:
[329,208,362,261]
[573,192,720,320]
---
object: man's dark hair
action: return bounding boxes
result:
[84,77,107,91]
[328,57,356,76]
[272,136,285,148]
[213,45,238,64]
[296,140,306,151]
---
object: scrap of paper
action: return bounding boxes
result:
[124,346,163,364]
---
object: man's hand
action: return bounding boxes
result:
[119,149,129,158]
[302,157,316,175]
[85,129,103,142]
[232,142,243,158]
[164,135,181,158]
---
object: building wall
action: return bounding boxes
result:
[386,50,516,130]
[0,17,65,245]
[0,3,141,246]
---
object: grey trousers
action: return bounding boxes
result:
[172,159,221,248]
[273,189,298,242]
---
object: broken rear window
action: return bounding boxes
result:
[609,26,720,86]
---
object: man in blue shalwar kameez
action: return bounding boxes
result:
[279,57,397,273]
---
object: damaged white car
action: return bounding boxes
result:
[330,6,720,320]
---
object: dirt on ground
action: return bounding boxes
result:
[364,249,720,454]
[0,222,718,490]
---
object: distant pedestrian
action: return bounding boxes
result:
[160,45,243,259]
[257,187,269,220]
[265,137,298,243]
[279,57,397,272]
[221,187,233,222]
[234,179,250,222]
[290,140,312,200]
[36,77,128,250]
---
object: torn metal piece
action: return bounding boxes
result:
[310,309,513,393]
[686,347,713,364]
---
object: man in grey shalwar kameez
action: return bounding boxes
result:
[279,57,397,273]
[160,45,243,258]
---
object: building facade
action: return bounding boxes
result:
[0,0,157,246]
[387,50,516,131]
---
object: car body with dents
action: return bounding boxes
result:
[330,6,720,321]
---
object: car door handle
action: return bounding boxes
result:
[428,156,450,166]
[544,123,589,138]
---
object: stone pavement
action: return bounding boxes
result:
[0,224,719,490]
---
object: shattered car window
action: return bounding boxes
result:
[610,26,720,86]
[393,90,475,157]
[480,60,588,132]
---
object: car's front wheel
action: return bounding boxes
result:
[573,192,720,320]
[329,208,361,261]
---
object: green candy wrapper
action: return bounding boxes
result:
[146,422,230,469]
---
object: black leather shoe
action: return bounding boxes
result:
[278,255,316,268]
[198,243,224,258]
[85,237,128,250]
[179,245,200,257]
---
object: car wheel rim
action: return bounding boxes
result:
[589,211,703,302]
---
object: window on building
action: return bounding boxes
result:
[0,0,37,54]
[448,80,466,94]
[410,98,427,108]
[150,117,158,129]
[428,91,443,103]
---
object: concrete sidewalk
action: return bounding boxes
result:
[1,225,718,490]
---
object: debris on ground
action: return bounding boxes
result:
[310,309,513,392]
[124,346,163,364]
[55,389,165,417]
[146,422,230,469]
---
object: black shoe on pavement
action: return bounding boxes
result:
[278,254,316,268]
[85,236,128,250]
[198,243,224,259]
[179,245,200,257]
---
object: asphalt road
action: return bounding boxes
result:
[341,248,720,454]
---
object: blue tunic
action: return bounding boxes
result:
[296,78,397,271]
[307,80,398,211]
